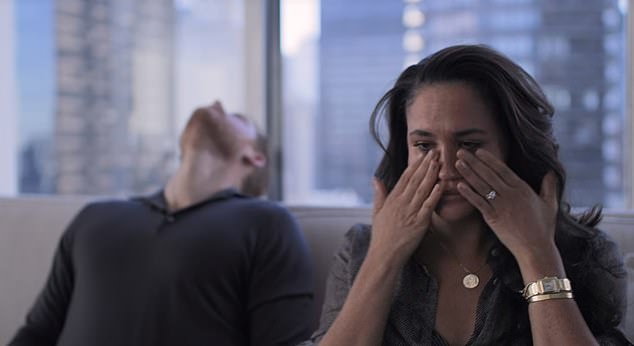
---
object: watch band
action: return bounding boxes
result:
[527,291,574,303]
[522,277,572,300]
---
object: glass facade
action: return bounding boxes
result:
[282,0,628,208]
[12,0,254,196]
[2,0,631,209]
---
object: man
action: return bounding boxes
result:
[10,102,315,346]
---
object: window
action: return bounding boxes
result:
[280,0,632,208]
[2,0,264,196]
[2,0,632,210]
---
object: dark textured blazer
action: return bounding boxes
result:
[302,223,631,345]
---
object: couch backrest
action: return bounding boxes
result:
[289,207,371,328]
[0,197,632,343]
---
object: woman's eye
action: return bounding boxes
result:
[461,141,481,151]
[414,142,434,152]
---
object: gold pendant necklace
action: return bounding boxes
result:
[433,232,487,289]
[462,273,480,289]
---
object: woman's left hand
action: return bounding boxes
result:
[455,148,559,260]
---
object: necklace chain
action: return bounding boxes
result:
[431,230,488,289]
[435,238,488,275]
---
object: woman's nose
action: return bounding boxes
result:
[438,150,459,180]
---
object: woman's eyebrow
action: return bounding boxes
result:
[455,128,487,137]
[408,128,488,137]
[408,129,434,137]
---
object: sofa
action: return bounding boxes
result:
[0,196,632,343]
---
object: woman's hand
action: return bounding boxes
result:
[369,150,442,266]
[454,149,559,262]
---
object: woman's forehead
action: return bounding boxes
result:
[408,83,491,118]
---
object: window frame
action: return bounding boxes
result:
[265,0,284,201]
[626,0,634,209]
[0,0,18,196]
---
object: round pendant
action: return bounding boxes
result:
[462,273,480,289]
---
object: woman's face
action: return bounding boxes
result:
[405,82,508,222]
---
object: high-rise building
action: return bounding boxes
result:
[317,0,625,207]
[54,0,176,195]
[317,0,405,203]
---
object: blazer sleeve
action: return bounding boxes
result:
[585,230,633,345]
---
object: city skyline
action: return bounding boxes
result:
[15,0,253,196]
[283,0,626,207]
[9,0,630,208]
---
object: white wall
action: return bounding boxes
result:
[0,0,18,196]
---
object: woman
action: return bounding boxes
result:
[303,45,630,345]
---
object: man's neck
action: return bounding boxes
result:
[164,153,244,212]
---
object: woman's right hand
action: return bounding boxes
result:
[369,150,442,266]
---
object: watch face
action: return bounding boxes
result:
[542,279,556,292]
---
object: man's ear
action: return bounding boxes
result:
[243,149,266,168]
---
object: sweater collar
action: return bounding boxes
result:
[138,187,243,214]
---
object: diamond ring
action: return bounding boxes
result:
[485,190,497,201]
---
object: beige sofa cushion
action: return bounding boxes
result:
[0,197,632,343]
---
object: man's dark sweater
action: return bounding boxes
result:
[10,189,314,346]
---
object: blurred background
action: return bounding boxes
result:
[0,0,631,210]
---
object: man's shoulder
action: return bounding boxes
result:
[74,197,145,220]
[224,197,294,218]
[58,198,143,242]
[84,197,142,211]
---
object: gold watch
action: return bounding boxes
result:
[522,277,572,300]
